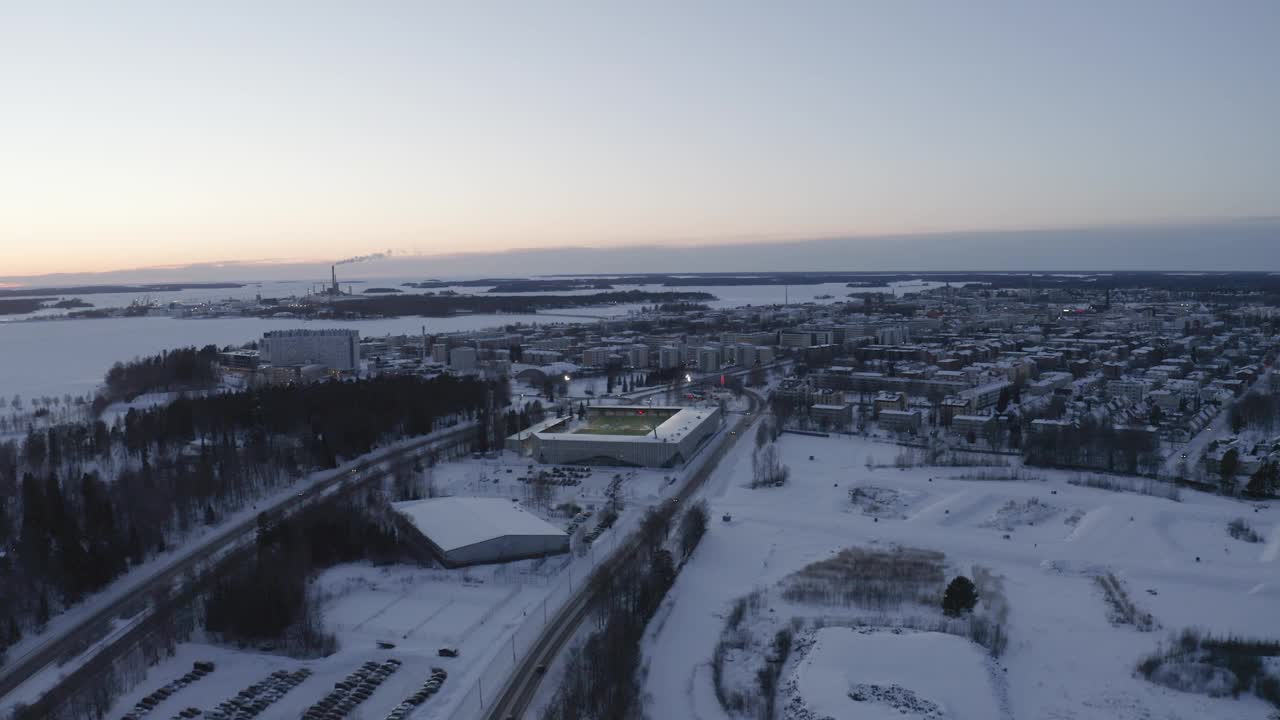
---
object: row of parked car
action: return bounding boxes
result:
[119,661,216,720]
[301,658,401,719]
[580,477,624,545]
[564,509,594,537]
[204,668,312,720]
[519,465,591,487]
[383,666,448,720]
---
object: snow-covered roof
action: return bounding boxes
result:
[530,406,717,444]
[394,497,566,552]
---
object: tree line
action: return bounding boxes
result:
[541,500,706,720]
[1022,416,1161,476]
[93,345,222,412]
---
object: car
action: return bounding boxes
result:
[534,664,547,675]
[438,646,459,658]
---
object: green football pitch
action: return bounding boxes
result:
[572,414,661,436]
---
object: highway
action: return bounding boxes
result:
[0,421,477,709]
[480,390,763,720]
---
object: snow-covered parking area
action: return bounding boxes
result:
[105,563,557,720]
[642,431,1280,720]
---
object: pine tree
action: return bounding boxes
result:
[36,591,50,629]
[942,576,979,616]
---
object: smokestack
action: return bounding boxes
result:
[331,265,338,295]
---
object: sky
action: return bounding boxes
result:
[2,1,1278,277]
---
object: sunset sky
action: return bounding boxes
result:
[2,1,1278,277]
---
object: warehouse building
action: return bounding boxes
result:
[393,497,569,567]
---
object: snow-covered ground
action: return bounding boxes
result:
[428,453,680,509]
[641,431,1280,720]
[790,628,1001,720]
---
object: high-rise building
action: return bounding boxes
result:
[261,329,359,371]
[450,347,478,371]
[659,345,684,370]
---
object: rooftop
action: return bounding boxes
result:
[393,497,566,553]
[530,405,716,443]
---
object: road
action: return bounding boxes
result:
[0,421,477,708]
[1159,370,1270,479]
[480,390,763,720]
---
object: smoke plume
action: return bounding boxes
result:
[335,250,393,266]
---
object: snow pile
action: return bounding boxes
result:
[1148,661,1237,698]
[848,485,927,519]
[978,497,1060,531]
[848,683,943,717]
[785,628,1000,720]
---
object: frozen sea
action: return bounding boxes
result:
[0,279,940,404]
[0,312,615,405]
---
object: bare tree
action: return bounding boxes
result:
[679,501,709,559]
[529,470,553,510]
[751,446,789,488]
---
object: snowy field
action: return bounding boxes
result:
[641,431,1280,720]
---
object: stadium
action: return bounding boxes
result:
[506,404,720,467]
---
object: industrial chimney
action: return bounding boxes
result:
[331,265,339,295]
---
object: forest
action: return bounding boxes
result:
[0,368,492,664]
[94,345,222,411]
[204,497,405,655]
